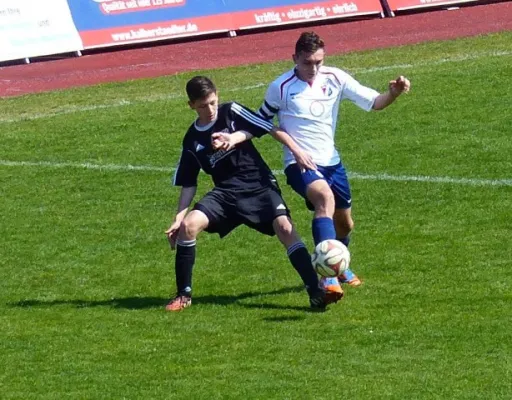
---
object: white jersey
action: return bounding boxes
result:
[259,65,379,167]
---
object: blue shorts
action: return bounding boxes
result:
[284,163,352,210]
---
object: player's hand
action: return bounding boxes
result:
[293,148,317,171]
[211,132,235,151]
[389,76,411,97]
[165,221,181,250]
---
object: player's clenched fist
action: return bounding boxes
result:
[389,76,411,97]
[211,132,234,151]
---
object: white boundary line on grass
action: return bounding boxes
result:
[348,50,511,74]
[1,50,510,124]
[0,84,264,124]
[1,159,511,187]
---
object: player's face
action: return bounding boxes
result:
[293,49,325,83]
[189,92,218,124]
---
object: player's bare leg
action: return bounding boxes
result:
[166,210,209,311]
[306,180,336,243]
[334,208,362,287]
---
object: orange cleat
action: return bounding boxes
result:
[338,268,362,287]
[320,277,344,303]
[165,295,192,311]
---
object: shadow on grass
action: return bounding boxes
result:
[8,285,317,313]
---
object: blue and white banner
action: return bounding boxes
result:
[66,0,383,49]
[0,0,384,61]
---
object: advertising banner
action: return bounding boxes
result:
[386,0,480,11]
[67,0,233,48]
[0,0,83,62]
[230,1,383,30]
[67,0,384,49]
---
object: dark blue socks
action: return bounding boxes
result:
[312,217,336,245]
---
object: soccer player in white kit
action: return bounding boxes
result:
[257,32,411,299]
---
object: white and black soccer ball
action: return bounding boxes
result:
[311,239,350,277]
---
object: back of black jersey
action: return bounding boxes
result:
[174,102,277,191]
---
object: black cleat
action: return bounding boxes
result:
[309,290,328,311]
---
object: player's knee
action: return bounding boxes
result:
[313,192,335,215]
[273,217,296,240]
[180,216,202,239]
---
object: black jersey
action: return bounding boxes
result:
[173,102,277,191]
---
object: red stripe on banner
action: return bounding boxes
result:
[80,15,233,48]
[80,0,383,49]
[387,0,479,11]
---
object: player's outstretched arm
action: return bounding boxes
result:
[165,186,197,250]
[269,127,317,171]
[372,76,411,111]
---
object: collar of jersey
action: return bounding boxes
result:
[293,67,325,85]
[194,117,217,131]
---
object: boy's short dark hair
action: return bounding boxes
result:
[186,76,217,102]
[295,32,325,55]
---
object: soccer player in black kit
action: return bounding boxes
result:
[165,76,335,311]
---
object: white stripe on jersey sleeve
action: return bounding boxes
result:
[172,156,181,186]
[231,102,274,131]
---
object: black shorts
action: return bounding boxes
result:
[192,185,290,238]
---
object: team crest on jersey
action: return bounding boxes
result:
[194,142,205,152]
[321,84,333,97]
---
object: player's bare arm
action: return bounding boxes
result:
[269,127,317,171]
[372,76,411,111]
[166,186,197,249]
[212,127,316,171]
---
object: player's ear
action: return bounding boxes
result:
[292,53,297,64]
[188,100,194,110]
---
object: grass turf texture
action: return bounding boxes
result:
[1,32,511,399]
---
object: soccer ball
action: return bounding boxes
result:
[311,239,350,277]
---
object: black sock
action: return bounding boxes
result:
[287,242,320,296]
[337,236,350,247]
[175,239,196,297]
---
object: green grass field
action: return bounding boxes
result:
[1,32,511,399]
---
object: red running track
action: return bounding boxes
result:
[0,2,510,97]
